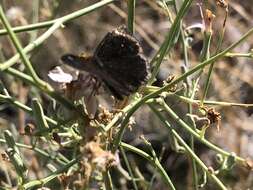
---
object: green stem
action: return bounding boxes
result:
[127,0,136,34]
[0,6,50,89]
[4,67,75,110]
[144,87,253,107]
[201,16,227,105]
[155,98,245,164]
[104,171,114,190]
[0,0,115,36]
[30,0,39,42]
[0,0,116,71]
[225,52,253,58]
[120,142,176,190]
[200,32,212,62]
[0,139,69,166]
[174,94,253,107]
[120,146,138,190]
[0,93,57,126]
[0,19,54,36]
[177,3,198,187]
[149,104,227,190]
[23,158,78,189]
[148,0,194,85]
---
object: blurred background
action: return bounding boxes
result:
[0,0,253,189]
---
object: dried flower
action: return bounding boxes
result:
[84,141,117,171]
[204,9,216,34]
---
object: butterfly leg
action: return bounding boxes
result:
[86,75,101,100]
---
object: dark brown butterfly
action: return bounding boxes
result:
[61,26,150,100]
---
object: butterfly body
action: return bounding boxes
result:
[61,26,150,100]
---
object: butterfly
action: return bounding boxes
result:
[61,26,150,100]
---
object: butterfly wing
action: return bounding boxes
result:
[94,26,150,98]
[61,54,95,73]
[94,26,141,60]
[99,55,148,88]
